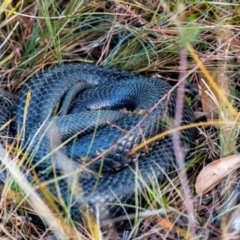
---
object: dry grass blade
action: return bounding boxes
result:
[0,0,12,15]
[0,144,82,239]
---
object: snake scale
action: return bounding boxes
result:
[0,63,196,227]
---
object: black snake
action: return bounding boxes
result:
[0,63,196,227]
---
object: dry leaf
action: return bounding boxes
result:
[195,153,240,195]
[199,65,237,156]
[198,72,219,120]
[158,219,190,239]
[198,68,232,120]
[198,26,235,121]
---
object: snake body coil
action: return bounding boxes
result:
[0,63,196,226]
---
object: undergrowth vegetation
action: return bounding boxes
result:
[0,0,240,239]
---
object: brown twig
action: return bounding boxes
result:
[172,46,196,237]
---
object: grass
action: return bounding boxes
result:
[1,0,240,239]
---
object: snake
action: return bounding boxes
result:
[0,63,196,227]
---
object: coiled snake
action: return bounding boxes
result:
[0,63,196,227]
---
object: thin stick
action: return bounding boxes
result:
[172,46,196,237]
